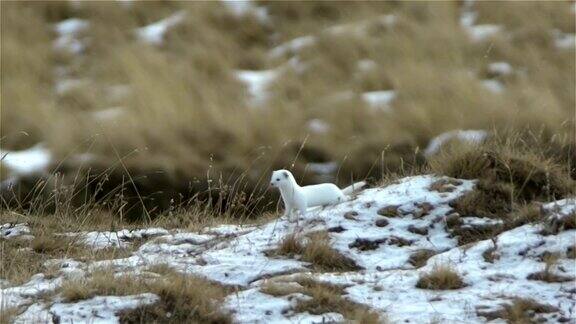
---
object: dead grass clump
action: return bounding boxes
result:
[301,232,361,272]
[0,306,19,324]
[507,204,544,228]
[545,211,576,235]
[478,298,559,324]
[146,263,178,276]
[119,273,232,324]
[277,233,304,257]
[60,270,144,302]
[292,277,383,324]
[450,180,514,219]
[0,236,53,285]
[30,233,79,255]
[416,264,466,290]
[271,231,360,272]
[482,240,500,264]
[408,249,436,268]
[430,142,574,203]
[526,252,572,283]
[527,270,572,283]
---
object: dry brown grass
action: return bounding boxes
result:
[416,264,466,290]
[293,277,382,324]
[2,1,574,218]
[118,273,232,324]
[261,275,384,323]
[477,298,559,324]
[526,252,572,283]
[0,306,19,324]
[276,233,304,257]
[431,139,574,203]
[60,269,144,302]
[0,238,47,285]
[272,231,360,272]
[57,267,232,323]
[435,138,574,239]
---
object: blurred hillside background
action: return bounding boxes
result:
[1,0,575,220]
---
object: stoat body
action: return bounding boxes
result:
[270,169,366,220]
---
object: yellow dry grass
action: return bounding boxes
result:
[1,1,574,218]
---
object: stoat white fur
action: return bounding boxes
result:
[270,169,366,220]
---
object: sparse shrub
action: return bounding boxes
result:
[271,231,360,272]
[526,252,572,283]
[277,233,304,257]
[416,264,466,290]
[431,141,574,203]
[30,233,78,255]
[477,298,559,324]
[290,276,384,323]
[60,270,144,302]
[119,273,232,324]
[301,232,361,272]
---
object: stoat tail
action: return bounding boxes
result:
[341,181,367,195]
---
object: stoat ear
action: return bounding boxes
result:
[283,171,289,179]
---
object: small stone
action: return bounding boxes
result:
[377,205,399,217]
[445,213,461,227]
[375,218,389,227]
[328,226,346,233]
[344,211,358,220]
[407,225,428,235]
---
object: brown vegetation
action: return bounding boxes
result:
[271,231,360,272]
[1,1,574,219]
[261,275,384,323]
[416,264,466,290]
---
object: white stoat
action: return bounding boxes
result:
[270,169,366,220]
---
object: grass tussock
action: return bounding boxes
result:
[262,275,384,323]
[272,231,360,272]
[526,253,572,283]
[431,139,574,204]
[57,268,232,323]
[478,298,559,324]
[434,137,574,242]
[60,270,144,302]
[415,264,466,290]
[118,273,232,324]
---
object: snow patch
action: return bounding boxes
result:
[481,79,505,93]
[53,18,89,54]
[235,69,279,106]
[362,90,396,112]
[424,130,488,156]
[488,62,513,76]
[15,294,159,324]
[136,11,186,45]
[306,119,330,134]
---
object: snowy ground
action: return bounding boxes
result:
[2,175,574,323]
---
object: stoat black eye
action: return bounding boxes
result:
[276,178,280,181]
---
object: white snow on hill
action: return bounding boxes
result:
[2,175,574,323]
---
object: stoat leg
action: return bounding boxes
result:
[282,205,292,219]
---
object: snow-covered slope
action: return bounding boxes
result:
[1,175,574,323]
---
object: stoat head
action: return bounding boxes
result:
[270,169,294,189]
